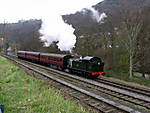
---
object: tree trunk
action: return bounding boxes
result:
[129,38,133,80]
[142,72,145,77]
[129,53,133,79]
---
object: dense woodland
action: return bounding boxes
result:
[0,0,150,78]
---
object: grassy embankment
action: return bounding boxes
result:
[105,70,150,89]
[0,56,87,113]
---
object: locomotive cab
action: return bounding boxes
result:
[83,56,104,76]
[69,56,104,78]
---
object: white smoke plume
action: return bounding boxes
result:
[40,7,106,52]
[98,12,107,23]
[0,0,104,52]
[82,7,107,23]
[39,16,76,51]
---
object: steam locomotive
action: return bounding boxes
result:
[17,51,104,78]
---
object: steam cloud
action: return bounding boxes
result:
[39,3,106,52]
[82,7,107,23]
[40,7,107,52]
[0,0,105,52]
[90,8,107,23]
[39,16,76,51]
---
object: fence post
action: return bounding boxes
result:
[0,104,4,113]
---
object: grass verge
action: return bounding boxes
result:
[105,70,150,89]
[0,56,87,113]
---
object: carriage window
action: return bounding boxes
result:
[48,57,51,60]
[41,56,45,59]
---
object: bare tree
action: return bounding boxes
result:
[136,9,150,76]
[107,0,145,79]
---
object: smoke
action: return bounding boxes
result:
[82,7,107,23]
[39,16,76,51]
[39,2,105,52]
[40,7,106,52]
[98,12,107,23]
[0,0,104,52]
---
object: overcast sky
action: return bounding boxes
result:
[0,0,104,51]
[0,0,102,23]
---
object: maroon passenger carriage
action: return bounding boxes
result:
[17,51,26,59]
[25,51,40,62]
[17,51,73,70]
[17,51,40,62]
[40,53,73,70]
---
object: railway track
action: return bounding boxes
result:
[3,55,150,113]
[97,78,150,97]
